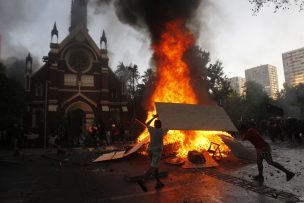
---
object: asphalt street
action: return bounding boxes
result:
[0,140,303,203]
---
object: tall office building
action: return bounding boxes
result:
[245,64,279,98]
[282,47,304,86]
[229,76,245,95]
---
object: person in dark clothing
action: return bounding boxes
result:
[239,124,295,182]
[110,123,119,144]
[119,124,125,142]
[9,124,21,156]
[285,118,299,143]
[269,118,284,142]
[137,114,168,192]
[97,124,108,146]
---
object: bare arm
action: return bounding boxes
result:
[163,128,169,135]
[146,114,158,127]
[135,114,158,128]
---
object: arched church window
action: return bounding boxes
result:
[111,88,118,98]
[122,83,126,95]
[35,84,43,97]
[26,76,30,91]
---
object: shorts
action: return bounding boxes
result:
[148,147,163,168]
[256,145,272,163]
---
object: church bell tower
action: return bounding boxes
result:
[69,0,88,32]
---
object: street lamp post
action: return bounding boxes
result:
[44,80,48,149]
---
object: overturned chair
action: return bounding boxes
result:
[207,142,222,159]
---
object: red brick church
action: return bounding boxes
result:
[24,0,129,146]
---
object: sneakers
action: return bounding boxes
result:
[137,180,165,191]
[286,172,295,181]
[137,180,148,192]
[253,175,264,182]
[155,181,164,190]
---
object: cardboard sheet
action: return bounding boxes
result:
[93,152,117,162]
[182,151,219,169]
[124,136,149,156]
[155,102,237,131]
[93,136,149,162]
[218,134,256,161]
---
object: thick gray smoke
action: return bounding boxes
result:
[0,0,44,58]
[90,0,202,43]
[90,0,213,104]
[0,0,43,81]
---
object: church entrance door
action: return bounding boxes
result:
[66,109,85,147]
[64,101,95,147]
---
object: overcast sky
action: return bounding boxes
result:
[1,0,304,89]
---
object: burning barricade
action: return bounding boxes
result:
[93,19,255,164]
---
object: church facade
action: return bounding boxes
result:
[24,0,129,146]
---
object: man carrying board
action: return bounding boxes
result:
[136,114,168,192]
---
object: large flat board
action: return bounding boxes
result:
[155,102,237,131]
[218,134,256,161]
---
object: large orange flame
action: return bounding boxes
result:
[137,19,231,158]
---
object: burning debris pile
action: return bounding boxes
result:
[118,0,234,158]
[94,0,238,160]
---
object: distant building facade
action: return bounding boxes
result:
[24,0,129,146]
[282,47,304,86]
[0,34,2,60]
[245,64,279,98]
[229,76,245,96]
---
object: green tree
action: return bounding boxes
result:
[5,57,24,86]
[295,83,304,109]
[224,91,245,123]
[0,63,28,129]
[206,60,232,105]
[275,83,304,118]
[141,68,156,86]
[115,62,140,99]
[243,81,270,121]
[192,47,232,105]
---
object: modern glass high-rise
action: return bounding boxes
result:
[282,47,304,86]
[245,64,279,99]
[229,76,245,96]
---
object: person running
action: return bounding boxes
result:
[137,114,168,192]
[239,123,295,182]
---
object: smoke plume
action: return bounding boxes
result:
[90,0,213,104]
[0,0,44,58]
[0,0,42,81]
[112,0,201,43]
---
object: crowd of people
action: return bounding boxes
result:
[46,123,130,154]
[84,123,127,146]
[0,121,132,156]
[238,117,304,144]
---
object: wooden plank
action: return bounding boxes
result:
[155,102,237,131]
